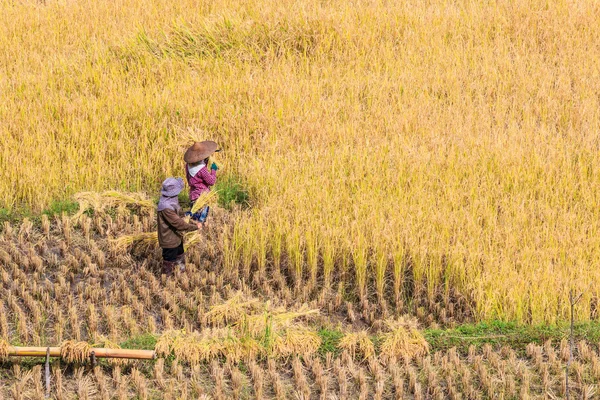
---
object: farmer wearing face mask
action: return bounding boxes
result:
[157,177,201,276]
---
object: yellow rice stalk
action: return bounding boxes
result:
[338,331,375,360]
[240,312,281,338]
[0,339,10,361]
[190,190,219,214]
[102,191,155,210]
[271,308,320,328]
[183,231,203,249]
[172,331,217,364]
[273,327,321,358]
[220,334,244,363]
[237,336,263,361]
[155,330,186,357]
[217,335,264,363]
[379,317,429,361]
[204,292,261,326]
[71,192,103,222]
[168,328,263,364]
[110,232,159,252]
[60,340,92,363]
[174,128,209,150]
[239,306,319,337]
[72,190,154,222]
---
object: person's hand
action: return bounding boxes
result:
[196,222,203,230]
[211,162,218,171]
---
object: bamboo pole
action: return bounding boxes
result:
[8,346,155,360]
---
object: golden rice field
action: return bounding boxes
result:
[2,0,600,327]
[1,208,600,399]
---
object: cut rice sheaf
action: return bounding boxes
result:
[379,316,429,362]
[60,340,92,363]
[0,339,11,361]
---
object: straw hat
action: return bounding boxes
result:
[184,141,219,163]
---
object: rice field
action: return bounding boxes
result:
[0,208,599,398]
[3,0,600,325]
[3,0,600,326]
[3,0,600,395]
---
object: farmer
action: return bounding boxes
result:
[184,141,219,208]
[157,177,201,276]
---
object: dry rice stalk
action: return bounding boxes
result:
[0,339,10,361]
[273,327,321,358]
[110,232,159,252]
[173,128,210,151]
[339,331,375,360]
[172,331,217,364]
[379,316,429,361]
[241,306,320,336]
[72,192,103,222]
[60,340,92,363]
[155,330,185,357]
[72,191,154,222]
[102,191,154,210]
[271,307,320,328]
[169,328,264,364]
[204,292,260,326]
[184,231,203,250]
[190,190,219,214]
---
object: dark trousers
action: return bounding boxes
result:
[162,243,184,261]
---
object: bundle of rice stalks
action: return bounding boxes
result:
[190,190,219,214]
[204,292,261,326]
[173,128,207,150]
[379,316,429,361]
[72,192,103,222]
[273,327,321,358]
[110,232,159,252]
[172,331,217,364]
[163,328,263,364]
[236,336,263,362]
[72,191,154,222]
[183,231,203,249]
[219,335,265,363]
[60,340,92,363]
[155,330,186,357]
[241,306,320,337]
[0,339,10,361]
[339,331,375,360]
[271,307,320,329]
[102,191,154,210]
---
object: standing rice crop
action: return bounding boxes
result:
[3,0,600,323]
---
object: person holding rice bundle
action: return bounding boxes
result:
[184,141,219,210]
[157,177,201,276]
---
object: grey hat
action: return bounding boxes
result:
[161,177,184,197]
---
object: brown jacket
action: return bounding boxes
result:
[157,209,198,249]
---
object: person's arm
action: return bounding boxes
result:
[162,209,200,232]
[198,165,217,186]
